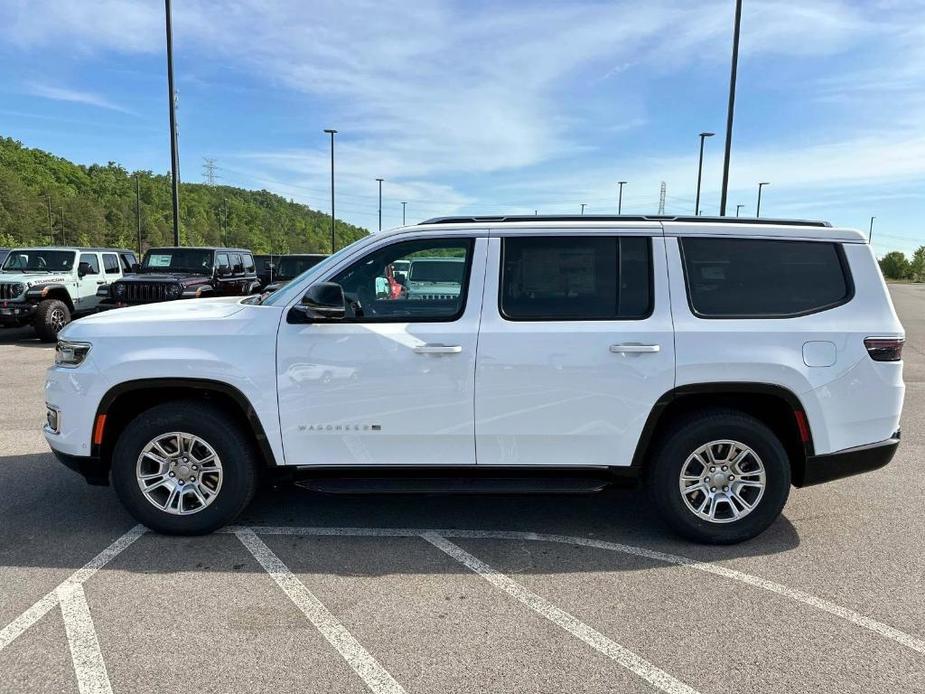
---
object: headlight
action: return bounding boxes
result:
[166,283,181,298]
[113,283,126,298]
[11,283,25,297]
[55,340,92,368]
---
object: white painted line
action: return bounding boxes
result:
[232,526,925,656]
[422,532,700,694]
[234,528,407,694]
[57,584,113,694]
[0,525,146,653]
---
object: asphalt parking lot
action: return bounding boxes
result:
[1,286,924,694]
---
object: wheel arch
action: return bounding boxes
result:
[27,284,75,311]
[93,378,279,477]
[630,382,814,478]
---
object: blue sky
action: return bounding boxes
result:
[1,0,923,256]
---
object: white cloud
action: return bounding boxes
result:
[25,83,136,115]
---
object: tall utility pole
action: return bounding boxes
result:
[869,216,876,243]
[695,132,714,215]
[221,198,228,246]
[135,174,142,254]
[401,201,407,225]
[618,181,627,214]
[164,0,181,245]
[580,203,586,215]
[756,181,769,217]
[376,178,384,231]
[719,0,742,216]
[324,129,337,252]
[736,204,744,217]
[658,182,667,215]
[45,193,53,240]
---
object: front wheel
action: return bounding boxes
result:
[648,409,791,544]
[111,401,259,535]
[33,299,71,342]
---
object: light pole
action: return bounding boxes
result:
[695,132,714,216]
[580,203,586,215]
[869,216,876,243]
[401,201,407,226]
[323,129,337,252]
[736,204,744,217]
[719,0,742,216]
[135,174,142,254]
[618,181,627,214]
[376,178,384,231]
[164,0,181,245]
[756,182,769,217]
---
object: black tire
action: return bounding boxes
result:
[111,400,259,535]
[648,409,791,544]
[33,299,71,342]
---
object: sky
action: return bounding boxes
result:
[1,0,924,256]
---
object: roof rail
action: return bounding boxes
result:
[417,214,832,228]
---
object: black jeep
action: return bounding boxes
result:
[101,247,260,306]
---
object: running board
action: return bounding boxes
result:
[296,476,611,495]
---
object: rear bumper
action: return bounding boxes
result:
[793,433,900,487]
[49,448,109,486]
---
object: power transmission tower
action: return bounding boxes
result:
[201,158,220,186]
[658,182,667,214]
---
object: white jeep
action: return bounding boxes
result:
[0,247,137,341]
[43,216,905,543]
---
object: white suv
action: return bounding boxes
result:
[43,216,905,543]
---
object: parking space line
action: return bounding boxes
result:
[58,584,113,694]
[0,524,145,653]
[422,532,700,694]
[232,526,925,656]
[234,528,407,694]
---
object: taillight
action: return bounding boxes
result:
[864,337,904,362]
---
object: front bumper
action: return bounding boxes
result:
[793,433,900,487]
[49,448,109,486]
[0,302,36,324]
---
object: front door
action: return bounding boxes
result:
[277,235,486,466]
[475,232,675,467]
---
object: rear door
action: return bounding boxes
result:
[474,229,675,467]
[77,252,105,311]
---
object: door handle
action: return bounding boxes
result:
[96,280,107,285]
[413,344,463,355]
[610,343,660,354]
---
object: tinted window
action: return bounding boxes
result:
[103,253,120,274]
[120,253,137,271]
[230,253,243,274]
[216,253,230,270]
[243,254,256,273]
[680,237,851,318]
[501,236,652,320]
[79,253,100,274]
[332,238,473,321]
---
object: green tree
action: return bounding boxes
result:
[879,251,911,280]
[908,246,925,282]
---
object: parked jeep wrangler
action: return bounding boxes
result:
[101,247,260,306]
[0,247,136,341]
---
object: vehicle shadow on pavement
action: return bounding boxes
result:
[0,327,52,348]
[0,452,801,577]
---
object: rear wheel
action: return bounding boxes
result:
[33,299,70,342]
[111,401,259,535]
[649,409,791,544]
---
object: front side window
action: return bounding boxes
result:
[103,253,120,274]
[216,253,231,271]
[500,236,652,320]
[331,238,473,321]
[680,237,852,318]
[2,250,75,272]
[79,253,100,275]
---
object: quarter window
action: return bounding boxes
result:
[500,236,652,320]
[331,238,473,321]
[103,253,120,274]
[680,237,852,318]
[243,254,256,273]
[79,253,100,275]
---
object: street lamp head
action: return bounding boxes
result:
[323,129,337,135]
[759,181,770,186]
[700,132,715,138]
[376,178,384,182]
[618,180,627,185]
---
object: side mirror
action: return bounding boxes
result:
[288,282,345,323]
[77,261,92,278]
[131,263,142,273]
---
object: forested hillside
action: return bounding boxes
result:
[0,137,368,253]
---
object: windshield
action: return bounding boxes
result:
[261,240,366,306]
[276,255,325,278]
[1,250,75,273]
[409,259,466,283]
[142,249,213,274]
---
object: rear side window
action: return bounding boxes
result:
[243,254,255,273]
[500,236,652,320]
[680,237,852,318]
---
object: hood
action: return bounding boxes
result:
[118,272,210,286]
[60,295,249,339]
[0,272,71,285]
